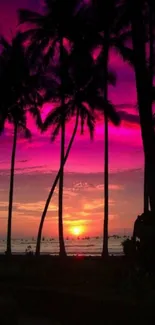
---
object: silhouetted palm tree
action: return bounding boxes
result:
[95,0,155,217]
[115,0,155,213]
[82,0,121,258]
[35,52,120,255]
[0,34,43,255]
[19,1,121,256]
[143,0,155,213]
[18,0,87,257]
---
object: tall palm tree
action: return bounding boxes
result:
[130,0,155,213]
[93,0,155,217]
[35,53,120,256]
[0,34,43,255]
[114,0,155,213]
[78,0,141,257]
[19,1,120,256]
[143,0,155,213]
[83,0,120,258]
[116,1,154,214]
[18,0,86,257]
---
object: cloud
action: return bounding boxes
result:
[64,219,92,226]
[0,201,8,208]
[109,184,124,190]
[84,199,104,210]
[84,199,115,211]
[109,214,119,221]
[17,160,28,163]
[96,184,124,191]
[17,201,58,213]
[73,182,95,191]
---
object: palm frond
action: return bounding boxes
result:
[42,106,63,131]
[79,103,95,139]
[24,127,32,139]
[43,39,57,67]
[114,5,131,35]
[51,122,61,141]
[152,87,155,101]
[79,104,85,135]
[18,9,43,25]
[118,30,132,43]
[95,97,120,126]
[0,115,5,134]
[86,110,95,140]
[107,70,117,86]
[114,40,134,66]
[29,106,42,129]
[0,36,11,50]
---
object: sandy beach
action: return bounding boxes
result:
[0,255,154,324]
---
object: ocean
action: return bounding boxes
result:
[0,236,129,255]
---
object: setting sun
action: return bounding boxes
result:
[70,226,84,236]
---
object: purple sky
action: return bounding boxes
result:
[0,0,144,238]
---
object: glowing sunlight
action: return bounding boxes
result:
[70,226,84,236]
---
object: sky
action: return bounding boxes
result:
[0,0,144,238]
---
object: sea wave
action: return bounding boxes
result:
[0,237,124,256]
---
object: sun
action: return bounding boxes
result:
[70,226,83,237]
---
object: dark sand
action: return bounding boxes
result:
[19,316,60,324]
[0,255,155,324]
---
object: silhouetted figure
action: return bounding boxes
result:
[122,238,136,258]
[25,245,34,256]
[132,211,155,271]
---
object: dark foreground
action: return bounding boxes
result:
[0,255,155,324]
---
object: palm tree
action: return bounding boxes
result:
[129,0,155,213]
[82,0,120,258]
[114,0,155,213]
[143,0,154,213]
[93,0,155,218]
[19,1,120,256]
[0,34,43,255]
[35,52,120,256]
[18,0,86,257]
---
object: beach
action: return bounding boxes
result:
[0,255,154,325]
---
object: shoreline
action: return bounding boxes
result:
[0,251,124,256]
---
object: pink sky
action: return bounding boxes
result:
[0,0,144,238]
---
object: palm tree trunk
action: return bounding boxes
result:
[143,0,154,213]
[58,38,66,257]
[131,0,155,213]
[102,27,110,259]
[144,159,149,212]
[144,0,154,214]
[58,118,66,257]
[36,110,79,256]
[6,122,18,255]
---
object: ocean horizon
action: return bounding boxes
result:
[0,235,131,256]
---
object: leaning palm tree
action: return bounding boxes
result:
[19,1,120,256]
[35,53,120,256]
[18,0,86,257]
[0,34,43,255]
